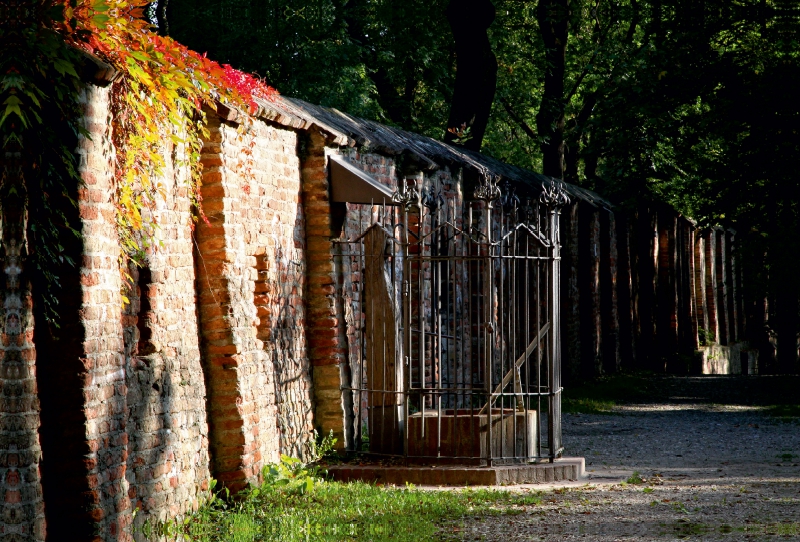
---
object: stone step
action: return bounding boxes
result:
[327,457,585,486]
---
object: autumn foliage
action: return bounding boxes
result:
[1,0,277,319]
[63,0,276,258]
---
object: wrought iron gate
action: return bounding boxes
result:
[335,176,569,465]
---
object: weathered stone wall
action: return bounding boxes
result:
[571,203,747,379]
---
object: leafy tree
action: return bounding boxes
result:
[165,0,456,136]
[164,0,800,370]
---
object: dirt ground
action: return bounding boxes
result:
[448,376,800,541]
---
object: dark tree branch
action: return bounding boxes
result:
[499,96,537,140]
[564,52,597,105]
[626,0,640,42]
[343,0,413,128]
[156,0,169,36]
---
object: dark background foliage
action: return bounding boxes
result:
[163,0,800,370]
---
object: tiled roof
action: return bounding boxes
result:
[247,95,611,208]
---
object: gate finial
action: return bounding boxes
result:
[499,180,520,213]
[391,178,420,208]
[540,180,570,208]
[474,173,501,203]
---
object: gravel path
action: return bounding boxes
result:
[449,377,800,541]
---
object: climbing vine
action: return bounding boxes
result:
[1,0,276,322]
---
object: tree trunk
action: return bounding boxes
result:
[536,0,570,178]
[443,0,498,151]
[773,207,800,374]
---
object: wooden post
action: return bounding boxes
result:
[363,225,404,454]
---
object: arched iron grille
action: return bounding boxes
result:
[334,177,568,465]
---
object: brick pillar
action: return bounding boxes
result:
[715,228,729,345]
[694,233,708,340]
[635,202,657,370]
[726,229,739,343]
[300,130,351,449]
[674,218,696,362]
[615,213,635,369]
[0,155,46,539]
[656,213,679,370]
[194,113,286,490]
[687,225,699,351]
[35,84,132,540]
[578,204,602,376]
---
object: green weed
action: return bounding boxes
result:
[134,460,537,541]
[626,471,645,485]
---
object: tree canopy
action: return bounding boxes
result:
[164,0,800,369]
[164,1,798,212]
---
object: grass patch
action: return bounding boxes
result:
[562,373,654,414]
[135,469,540,541]
[766,405,800,419]
[562,397,616,414]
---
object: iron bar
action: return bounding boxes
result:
[337,177,566,465]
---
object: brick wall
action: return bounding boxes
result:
[29,85,212,539]
[0,156,46,539]
[65,84,131,539]
[24,84,133,540]
[195,112,312,490]
[123,132,210,524]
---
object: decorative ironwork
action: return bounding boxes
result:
[540,181,571,208]
[499,180,520,213]
[521,197,536,225]
[473,173,502,203]
[421,186,445,210]
[335,182,564,465]
[391,178,420,208]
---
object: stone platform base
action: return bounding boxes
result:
[695,342,758,375]
[327,457,585,486]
